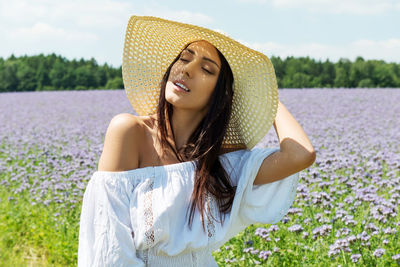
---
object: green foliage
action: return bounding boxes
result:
[268,56,400,89]
[0,54,399,92]
[0,147,80,266]
[105,77,124,89]
[0,187,81,266]
[0,112,399,266]
[0,54,122,92]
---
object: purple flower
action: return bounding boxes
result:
[346,235,356,243]
[342,215,357,226]
[258,250,272,260]
[268,225,280,233]
[255,227,267,235]
[371,231,379,236]
[356,231,371,242]
[335,227,351,237]
[243,247,253,253]
[382,227,397,234]
[287,207,303,215]
[281,216,290,224]
[250,249,260,255]
[351,254,361,262]
[373,248,385,258]
[288,224,304,233]
[255,227,269,239]
[312,224,332,239]
[344,196,354,204]
[225,258,237,263]
[3,89,400,264]
[328,247,340,257]
[365,223,379,232]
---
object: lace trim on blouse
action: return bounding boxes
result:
[142,179,155,265]
[205,192,216,242]
[144,180,155,246]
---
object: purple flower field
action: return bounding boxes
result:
[0,88,399,265]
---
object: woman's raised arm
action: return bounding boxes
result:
[253,100,315,185]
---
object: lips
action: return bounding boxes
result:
[173,80,190,92]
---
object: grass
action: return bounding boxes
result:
[0,182,81,266]
[0,144,399,266]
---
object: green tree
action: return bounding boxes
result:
[270,56,285,88]
[349,57,364,87]
[334,67,349,88]
[373,63,397,87]
[292,72,311,88]
[0,61,18,92]
[1,53,399,92]
[334,58,351,87]
[105,77,124,89]
[49,58,67,90]
[16,63,36,91]
[358,78,374,88]
[75,65,94,89]
[36,61,51,90]
[321,59,335,87]
[310,77,323,87]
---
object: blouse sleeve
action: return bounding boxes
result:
[78,172,145,267]
[220,147,300,242]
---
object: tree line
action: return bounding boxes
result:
[0,53,399,92]
[271,56,399,89]
[0,54,123,92]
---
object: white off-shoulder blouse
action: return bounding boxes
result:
[78,147,300,266]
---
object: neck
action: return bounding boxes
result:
[168,107,206,151]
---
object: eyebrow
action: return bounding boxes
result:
[183,48,220,69]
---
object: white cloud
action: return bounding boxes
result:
[8,22,99,42]
[0,0,134,66]
[139,5,214,26]
[239,38,400,63]
[0,0,214,43]
[0,0,214,66]
[237,0,399,15]
[0,0,134,30]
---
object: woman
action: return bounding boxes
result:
[78,16,315,266]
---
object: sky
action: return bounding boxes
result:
[1,0,399,67]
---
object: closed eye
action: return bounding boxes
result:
[203,68,213,74]
[179,58,214,74]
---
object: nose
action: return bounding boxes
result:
[182,60,197,78]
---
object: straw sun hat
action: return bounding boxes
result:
[122,15,279,150]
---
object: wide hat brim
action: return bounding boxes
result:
[122,15,279,149]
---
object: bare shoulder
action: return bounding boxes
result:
[253,149,316,185]
[97,113,145,172]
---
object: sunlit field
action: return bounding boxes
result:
[0,89,399,266]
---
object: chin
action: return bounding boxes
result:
[165,91,183,106]
[165,84,186,103]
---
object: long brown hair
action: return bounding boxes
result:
[155,40,236,231]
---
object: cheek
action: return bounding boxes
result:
[169,64,181,78]
[204,77,218,95]
[195,79,217,104]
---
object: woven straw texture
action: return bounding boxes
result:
[122,15,279,149]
